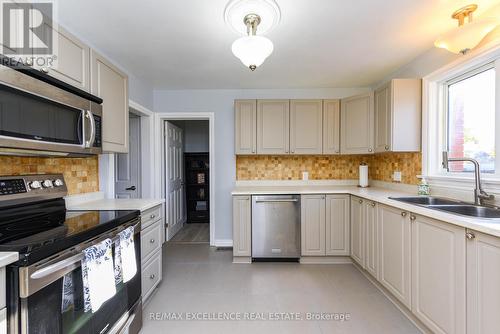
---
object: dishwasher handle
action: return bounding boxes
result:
[254,198,299,203]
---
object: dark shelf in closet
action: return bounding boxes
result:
[184,152,209,224]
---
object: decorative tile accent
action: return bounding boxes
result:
[236,152,422,185]
[0,156,99,194]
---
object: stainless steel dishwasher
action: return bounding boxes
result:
[252,195,301,259]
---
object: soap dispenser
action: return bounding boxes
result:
[417,176,430,196]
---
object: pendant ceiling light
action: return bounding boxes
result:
[224,0,281,71]
[434,4,498,55]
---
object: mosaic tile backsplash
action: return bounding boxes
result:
[236,152,422,185]
[0,156,99,194]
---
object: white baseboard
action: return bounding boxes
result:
[214,239,233,247]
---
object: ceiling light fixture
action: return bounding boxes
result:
[434,4,498,55]
[224,0,280,71]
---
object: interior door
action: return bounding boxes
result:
[115,115,141,198]
[165,121,185,240]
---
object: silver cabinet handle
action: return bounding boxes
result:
[358,199,363,204]
[84,110,96,148]
[150,214,156,219]
[150,239,155,244]
[466,232,475,240]
[40,67,49,73]
[368,148,373,152]
[255,199,299,203]
[371,202,376,207]
[410,215,416,221]
[401,212,407,217]
[385,145,389,150]
[25,58,33,66]
[150,274,156,280]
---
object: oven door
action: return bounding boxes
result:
[13,220,141,334]
[0,64,101,155]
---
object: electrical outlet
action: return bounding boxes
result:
[302,171,309,181]
[393,171,402,182]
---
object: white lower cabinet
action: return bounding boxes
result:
[411,214,466,334]
[467,230,500,334]
[232,196,252,257]
[301,195,326,256]
[378,204,411,308]
[364,200,378,278]
[325,195,350,256]
[350,196,364,266]
[140,205,163,304]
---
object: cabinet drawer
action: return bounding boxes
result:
[142,253,161,302]
[141,221,162,263]
[141,205,162,229]
[0,268,5,309]
[0,307,5,334]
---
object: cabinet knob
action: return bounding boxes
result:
[401,211,407,217]
[150,274,156,280]
[358,199,363,204]
[150,238,155,244]
[368,148,373,152]
[410,215,416,221]
[150,214,156,219]
[385,145,389,150]
[25,58,33,66]
[371,202,376,207]
[466,232,475,240]
[40,67,49,73]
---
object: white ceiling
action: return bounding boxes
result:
[57,0,500,89]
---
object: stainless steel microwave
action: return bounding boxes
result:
[0,64,102,156]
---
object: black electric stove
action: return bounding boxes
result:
[0,174,143,334]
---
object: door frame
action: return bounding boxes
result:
[154,112,215,246]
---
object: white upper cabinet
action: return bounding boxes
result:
[340,92,374,154]
[375,79,421,152]
[257,100,290,154]
[91,50,129,153]
[301,195,326,256]
[325,195,350,256]
[350,196,365,266]
[323,100,341,154]
[467,230,500,334]
[411,214,466,334]
[378,204,411,308]
[235,100,257,155]
[290,100,323,154]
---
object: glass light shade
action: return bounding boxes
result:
[435,18,498,54]
[231,35,274,69]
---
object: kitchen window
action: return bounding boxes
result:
[445,65,496,174]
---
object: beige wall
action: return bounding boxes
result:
[0,156,99,195]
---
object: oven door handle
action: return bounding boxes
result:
[30,253,84,280]
[85,109,96,148]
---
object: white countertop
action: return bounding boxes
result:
[0,252,18,267]
[67,198,164,212]
[232,184,500,238]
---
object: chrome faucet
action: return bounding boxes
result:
[442,151,495,206]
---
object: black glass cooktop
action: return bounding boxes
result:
[0,198,139,266]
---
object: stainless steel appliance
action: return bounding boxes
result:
[0,64,102,156]
[0,174,142,334]
[252,195,301,259]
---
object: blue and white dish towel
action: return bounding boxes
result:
[115,226,137,283]
[81,238,116,313]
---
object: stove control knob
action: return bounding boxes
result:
[53,179,64,187]
[42,180,53,188]
[29,180,42,190]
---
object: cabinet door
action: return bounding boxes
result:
[350,196,364,266]
[40,27,90,91]
[378,204,411,308]
[412,215,466,334]
[340,93,374,154]
[325,195,350,256]
[91,50,129,153]
[232,196,251,257]
[235,100,257,154]
[374,83,391,152]
[467,230,500,334]
[290,100,323,154]
[323,100,341,154]
[257,100,290,154]
[364,201,378,278]
[301,195,326,256]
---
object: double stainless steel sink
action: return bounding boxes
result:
[389,196,500,219]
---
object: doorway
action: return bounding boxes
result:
[164,119,210,243]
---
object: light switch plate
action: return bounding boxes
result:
[393,171,402,182]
